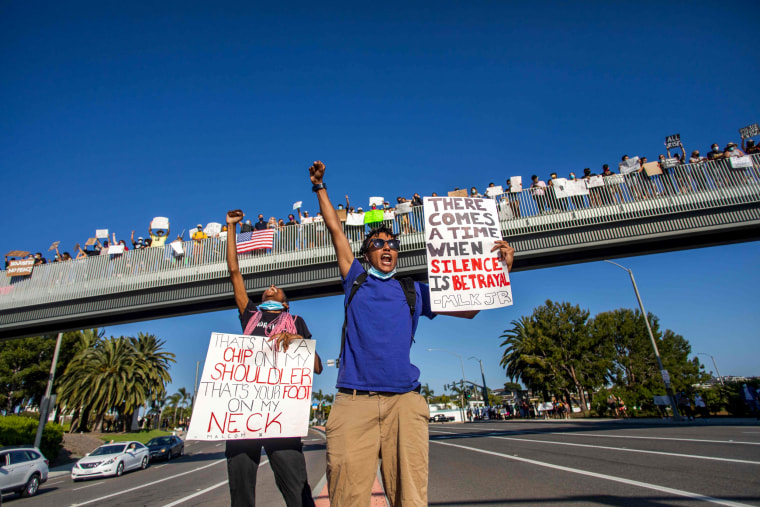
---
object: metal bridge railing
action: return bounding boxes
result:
[2,155,759,311]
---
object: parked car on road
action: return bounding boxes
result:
[146,436,184,462]
[0,446,49,499]
[71,441,149,481]
[429,414,455,422]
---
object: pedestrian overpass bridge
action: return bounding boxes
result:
[2,157,759,340]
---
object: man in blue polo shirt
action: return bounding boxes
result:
[307,161,514,506]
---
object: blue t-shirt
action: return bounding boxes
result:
[338,259,435,392]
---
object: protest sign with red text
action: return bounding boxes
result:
[186,333,316,441]
[424,196,512,312]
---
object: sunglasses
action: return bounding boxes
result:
[369,238,400,250]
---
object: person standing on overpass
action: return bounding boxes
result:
[224,209,323,507]
[307,160,514,506]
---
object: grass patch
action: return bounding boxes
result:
[99,429,175,444]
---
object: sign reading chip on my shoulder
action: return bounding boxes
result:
[186,333,315,441]
[424,197,513,312]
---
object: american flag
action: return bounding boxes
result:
[236,230,275,253]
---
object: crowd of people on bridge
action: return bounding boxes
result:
[4,136,758,276]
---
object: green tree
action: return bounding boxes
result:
[0,332,83,415]
[57,329,105,431]
[167,392,182,427]
[589,309,707,413]
[503,382,522,392]
[500,301,609,412]
[57,329,174,432]
[420,383,434,399]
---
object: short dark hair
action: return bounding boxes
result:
[359,225,398,256]
[603,164,609,170]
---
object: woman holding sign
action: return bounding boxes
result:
[307,161,514,507]
[225,209,323,507]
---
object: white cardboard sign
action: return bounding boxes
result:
[730,156,753,169]
[485,185,504,197]
[292,201,302,210]
[186,333,316,441]
[509,176,523,192]
[618,157,640,175]
[423,197,512,312]
[171,241,184,256]
[395,202,412,214]
[152,217,169,230]
[369,196,384,207]
[95,229,109,239]
[107,244,125,255]
[346,213,364,226]
[205,222,222,236]
[587,175,604,188]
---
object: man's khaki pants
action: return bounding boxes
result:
[326,390,429,506]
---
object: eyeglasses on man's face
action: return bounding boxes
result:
[369,238,400,251]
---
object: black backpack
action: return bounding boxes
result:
[338,273,417,367]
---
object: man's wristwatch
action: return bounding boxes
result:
[312,182,327,192]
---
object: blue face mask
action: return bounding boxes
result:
[259,300,285,311]
[729,147,735,152]
[368,266,396,280]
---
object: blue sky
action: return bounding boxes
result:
[2,2,758,399]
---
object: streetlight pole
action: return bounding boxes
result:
[192,360,204,413]
[468,356,490,407]
[604,260,681,421]
[697,353,724,385]
[428,348,466,422]
[35,332,63,449]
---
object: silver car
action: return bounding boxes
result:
[0,446,49,499]
[71,441,149,481]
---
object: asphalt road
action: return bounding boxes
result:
[3,420,759,506]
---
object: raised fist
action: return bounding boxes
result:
[309,161,326,185]
[226,210,245,225]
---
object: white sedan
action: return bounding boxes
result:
[71,441,149,481]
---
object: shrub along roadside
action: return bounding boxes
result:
[0,415,63,462]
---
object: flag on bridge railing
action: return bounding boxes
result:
[237,230,275,253]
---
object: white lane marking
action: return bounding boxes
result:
[70,458,225,506]
[430,429,760,464]
[312,473,327,499]
[72,482,104,491]
[47,480,65,485]
[215,443,223,447]
[161,459,269,507]
[432,440,753,507]
[488,435,760,465]
[163,481,228,507]
[555,432,760,446]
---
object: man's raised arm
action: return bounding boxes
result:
[309,161,354,278]
[226,210,249,315]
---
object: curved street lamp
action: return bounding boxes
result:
[427,348,466,422]
[604,260,681,421]
[696,352,724,385]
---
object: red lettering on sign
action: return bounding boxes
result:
[246,413,263,432]
[207,412,242,433]
[265,412,282,433]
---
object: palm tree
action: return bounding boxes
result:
[167,393,182,427]
[499,316,546,393]
[57,328,105,432]
[177,387,190,426]
[131,332,174,405]
[420,383,434,399]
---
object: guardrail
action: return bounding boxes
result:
[2,155,759,312]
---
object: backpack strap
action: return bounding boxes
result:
[338,272,417,367]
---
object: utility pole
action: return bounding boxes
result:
[604,261,681,421]
[35,333,63,449]
[469,356,490,407]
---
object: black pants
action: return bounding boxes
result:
[226,438,315,507]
